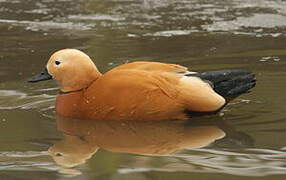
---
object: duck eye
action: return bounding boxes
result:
[55,61,61,65]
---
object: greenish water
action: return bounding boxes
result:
[1,0,286,179]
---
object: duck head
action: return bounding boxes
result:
[28,49,101,92]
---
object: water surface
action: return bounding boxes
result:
[1,0,286,179]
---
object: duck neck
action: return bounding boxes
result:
[59,68,102,93]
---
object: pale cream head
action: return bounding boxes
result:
[46,49,101,92]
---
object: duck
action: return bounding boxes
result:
[28,49,256,121]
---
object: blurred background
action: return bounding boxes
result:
[1,0,286,179]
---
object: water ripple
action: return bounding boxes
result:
[119,148,286,176]
[0,19,92,31]
[2,0,286,37]
[0,90,55,111]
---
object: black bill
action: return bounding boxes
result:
[28,68,52,83]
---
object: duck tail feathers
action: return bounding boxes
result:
[186,69,256,99]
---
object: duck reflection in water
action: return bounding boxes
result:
[48,115,254,168]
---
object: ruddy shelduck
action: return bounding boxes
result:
[29,49,256,120]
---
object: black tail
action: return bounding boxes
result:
[186,69,256,99]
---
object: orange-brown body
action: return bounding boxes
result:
[56,61,225,120]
